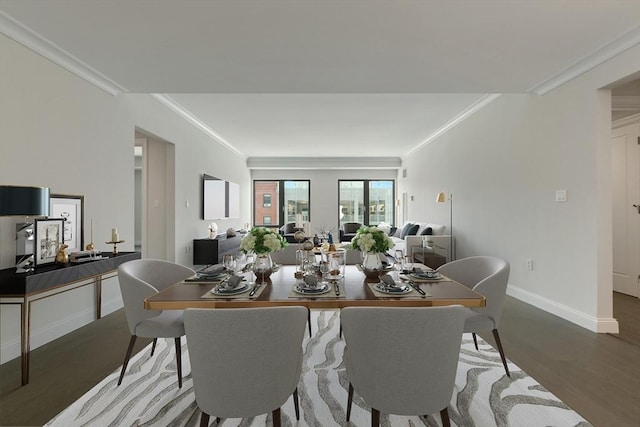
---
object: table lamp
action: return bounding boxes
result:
[0,185,51,272]
[436,191,454,261]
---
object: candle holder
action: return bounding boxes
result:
[105,240,125,254]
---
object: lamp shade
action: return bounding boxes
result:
[0,185,50,216]
[436,192,447,203]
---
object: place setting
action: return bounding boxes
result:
[368,273,431,298]
[183,263,232,284]
[200,274,267,300]
[289,271,344,299]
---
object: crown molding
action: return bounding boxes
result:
[151,94,247,159]
[405,93,502,156]
[247,157,402,170]
[612,95,640,111]
[0,11,126,96]
[612,112,640,129]
[529,25,640,96]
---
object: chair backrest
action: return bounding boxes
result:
[118,259,195,334]
[437,256,510,324]
[342,222,362,234]
[269,245,298,265]
[341,306,465,416]
[184,306,307,419]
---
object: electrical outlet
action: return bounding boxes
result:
[185,245,189,254]
[526,259,534,270]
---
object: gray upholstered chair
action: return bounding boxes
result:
[184,306,307,427]
[437,256,511,376]
[117,259,194,387]
[341,306,465,426]
[340,222,363,242]
[279,222,298,243]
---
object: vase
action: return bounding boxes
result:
[253,253,274,281]
[361,251,384,279]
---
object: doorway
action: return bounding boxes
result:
[134,130,176,261]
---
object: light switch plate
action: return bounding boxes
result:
[555,190,567,202]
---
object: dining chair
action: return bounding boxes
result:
[117,259,195,387]
[184,306,307,427]
[437,256,511,377]
[341,306,465,426]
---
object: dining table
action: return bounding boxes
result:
[144,264,485,310]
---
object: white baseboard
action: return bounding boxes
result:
[0,297,124,364]
[507,285,619,333]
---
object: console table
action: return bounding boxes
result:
[410,245,447,269]
[193,235,242,265]
[0,251,140,385]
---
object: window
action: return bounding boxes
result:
[339,180,394,227]
[253,180,310,228]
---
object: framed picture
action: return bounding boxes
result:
[50,194,84,253]
[34,218,65,266]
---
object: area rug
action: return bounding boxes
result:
[46,310,591,427]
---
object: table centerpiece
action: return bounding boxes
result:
[240,227,288,279]
[348,225,394,278]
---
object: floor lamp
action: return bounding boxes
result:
[436,192,453,261]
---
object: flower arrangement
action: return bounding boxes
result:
[349,225,394,254]
[240,227,288,254]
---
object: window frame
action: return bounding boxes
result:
[338,179,395,226]
[253,180,311,229]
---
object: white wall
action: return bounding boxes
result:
[251,169,398,242]
[0,34,251,363]
[401,44,640,332]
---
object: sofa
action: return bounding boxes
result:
[389,221,454,262]
[278,222,300,243]
[339,222,363,242]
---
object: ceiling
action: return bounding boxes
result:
[1,1,639,161]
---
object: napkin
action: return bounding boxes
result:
[380,274,397,287]
[224,275,243,289]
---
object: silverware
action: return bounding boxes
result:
[409,281,426,296]
[249,283,260,297]
[334,283,340,296]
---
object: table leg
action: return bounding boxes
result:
[95,276,102,319]
[20,297,30,385]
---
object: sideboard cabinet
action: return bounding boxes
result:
[193,235,242,265]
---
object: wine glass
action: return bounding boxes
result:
[319,261,330,284]
[223,254,236,272]
[403,255,414,272]
[245,253,255,285]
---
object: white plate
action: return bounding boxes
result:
[374,282,412,294]
[211,283,249,295]
[409,272,442,280]
[294,283,330,295]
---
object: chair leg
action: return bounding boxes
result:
[293,387,300,420]
[272,407,281,427]
[371,408,380,427]
[307,308,312,337]
[440,407,451,427]
[346,382,354,421]
[199,412,210,427]
[175,337,183,388]
[472,333,479,350]
[150,338,158,356]
[492,329,510,377]
[117,335,137,386]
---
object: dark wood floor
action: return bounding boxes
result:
[0,293,638,427]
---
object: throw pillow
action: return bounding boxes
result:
[399,222,414,239]
[420,226,433,235]
[406,224,419,236]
